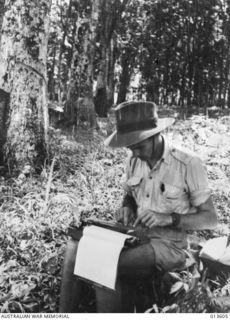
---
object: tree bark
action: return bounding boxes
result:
[0,0,51,173]
[95,0,129,116]
[56,0,73,103]
[0,0,5,40]
[0,89,9,165]
[48,42,57,101]
[117,54,131,104]
[75,0,99,129]
[64,14,81,122]
[94,0,112,117]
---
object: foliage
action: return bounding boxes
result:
[0,115,230,312]
[0,0,230,311]
[46,0,230,115]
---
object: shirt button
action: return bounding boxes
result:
[146,194,150,198]
[149,176,152,179]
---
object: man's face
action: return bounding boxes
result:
[127,137,154,161]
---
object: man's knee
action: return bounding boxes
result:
[59,239,80,312]
[63,238,79,272]
[118,243,156,280]
[119,243,155,268]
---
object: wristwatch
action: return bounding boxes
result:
[171,213,181,227]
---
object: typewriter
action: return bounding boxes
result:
[68,218,150,247]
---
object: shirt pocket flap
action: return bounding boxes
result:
[127,176,143,187]
[164,183,184,199]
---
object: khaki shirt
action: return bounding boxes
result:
[125,137,211,216]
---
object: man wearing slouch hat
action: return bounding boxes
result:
[59,101,217,313]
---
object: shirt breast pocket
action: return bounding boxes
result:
[162,183,186,211]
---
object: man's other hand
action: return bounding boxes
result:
[133,210,172,228]
[117,207,136,226]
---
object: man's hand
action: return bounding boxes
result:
[117,207,136,226]
[133,210,172,228]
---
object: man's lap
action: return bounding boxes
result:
[118,239,186,278]
[149,238,186,272]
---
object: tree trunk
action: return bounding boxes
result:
[63,12,81,123]
[94,0,113,117]
[117,54,131,104]
[48,43,57,101]
[0,0,51,173]
[0,89,9,165]
[56,0,73,103]
[76,0,99,129]
[0,0,5,39]
[95,0,129,116]
[107,37,116,107]
[94,68,108,117]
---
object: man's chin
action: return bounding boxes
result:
[136,156,147,161]
[132,156,148,162]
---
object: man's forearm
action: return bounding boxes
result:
[178,211,217,230]
[175,197,218,230]
[133,197,218,230]
[122,194,137,213]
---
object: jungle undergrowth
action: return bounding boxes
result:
[0,115,230,312]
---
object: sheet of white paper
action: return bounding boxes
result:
[74,225,133,290]
[199,236,230,265]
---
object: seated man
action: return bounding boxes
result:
[59,101,218,313]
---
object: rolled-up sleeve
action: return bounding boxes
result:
[186,157,211,207]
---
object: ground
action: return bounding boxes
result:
[0,115,230,312]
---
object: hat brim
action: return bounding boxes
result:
[104,118,175,148]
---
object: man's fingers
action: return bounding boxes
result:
[141,212,153,224]
[133,210,148,227]
[146,216,156,228]
[133,215,142,227]
[133,210,156,227]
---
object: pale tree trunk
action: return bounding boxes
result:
[77,0,99,129]
[64,16,81,122]
[0,0,51,173]
[95,39,116,117]
[56,0,73,103]
[107,37,116,107]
